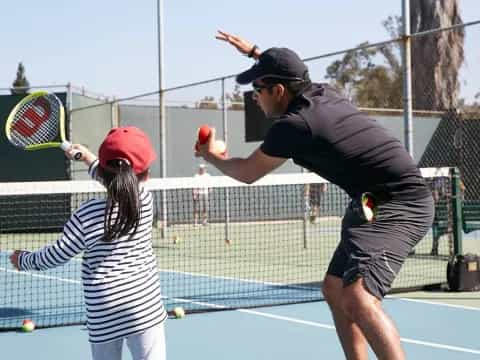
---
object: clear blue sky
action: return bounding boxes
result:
[1,0,478,102]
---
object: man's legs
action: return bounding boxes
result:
[323,275,405,360]
[325,195,433,359]
[201,196,209,225]
[193,200,199,225]
[323,275,368,359]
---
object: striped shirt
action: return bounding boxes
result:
[19,160,167,343]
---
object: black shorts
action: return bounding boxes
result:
[326,194,434,299]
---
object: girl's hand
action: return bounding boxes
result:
[10,250,25,270]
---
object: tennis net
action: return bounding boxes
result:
[0,167,455,329]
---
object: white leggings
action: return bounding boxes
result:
[90,323,166,360]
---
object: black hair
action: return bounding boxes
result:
[97,159,148,242]
[262,72,312,98]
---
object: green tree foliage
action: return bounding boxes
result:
[11,62,30,95]
[324,17,402,109]
[196,96,218,110]
[325,0,465,112]
[227,84,244,110]
[197,84,246,110]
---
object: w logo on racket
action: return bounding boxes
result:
[11,97,53,138]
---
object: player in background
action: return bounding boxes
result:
[192,163,211,226]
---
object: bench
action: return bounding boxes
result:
[432,199,450,242]
[431,200,480,255]
[462,201,480,234]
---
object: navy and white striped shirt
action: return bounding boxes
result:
[19,160,167,343]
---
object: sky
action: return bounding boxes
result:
[0,0,479,103]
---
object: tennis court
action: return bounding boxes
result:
[2,269,480,359]
[0,169,478,358]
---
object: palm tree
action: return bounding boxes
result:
[411,0,464,111]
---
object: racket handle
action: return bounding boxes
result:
[73,151,83,161]
[61,141,82,161]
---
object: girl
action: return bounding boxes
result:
[10,126,167,360]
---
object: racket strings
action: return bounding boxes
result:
[12,105,53,144]
[9,95,60,148]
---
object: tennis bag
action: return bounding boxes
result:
[447,254,480,291]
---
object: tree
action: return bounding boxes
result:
[324,42,377,102]
[411,0,464,111]
[462,92,480,114]
[227,84,244,110]
[325,17,403,108]
[325,2,465,112]
[11,62,30,95]
[196,96,218,110]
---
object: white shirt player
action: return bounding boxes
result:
[193,166,211,197]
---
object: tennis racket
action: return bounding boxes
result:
[5,91,81,160]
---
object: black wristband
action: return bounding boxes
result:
[247,45,258,58]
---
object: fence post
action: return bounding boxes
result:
[402,0,414,157]
[66,82,73,180]
[157,0,168,238]
[451,167,463,255]
[221,78,230,244]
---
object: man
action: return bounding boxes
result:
[304,182,328,223]
[196,30,434,360]
[430,172,450,256]
[192,164,211,225]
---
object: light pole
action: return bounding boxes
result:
[402,0,414,158]
[157,0,167,236]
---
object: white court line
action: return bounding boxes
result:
[238,310,480,354]
[0,267,80,284]
[3,263,479,353]
[159,268,320,292]
[163,295,480,355]
[399,338,480,354]
[240,310,480,354]
[392,296,480,312]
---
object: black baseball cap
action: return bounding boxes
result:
[236,47,309,85]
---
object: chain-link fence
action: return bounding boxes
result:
[64,19,480,259]
[2,16,479,252]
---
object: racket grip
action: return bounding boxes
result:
[73,151,83,161]
[61,141,82,161]
[60,141,72,151]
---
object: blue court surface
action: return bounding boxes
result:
[2,246,480,359]
[2,292,480,359]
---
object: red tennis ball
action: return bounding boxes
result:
[198,125,211,144]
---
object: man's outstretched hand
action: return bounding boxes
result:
[216,30,260,59]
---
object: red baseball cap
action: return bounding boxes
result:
[99,126,156,174]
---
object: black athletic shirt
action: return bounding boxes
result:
[260,84,431,200]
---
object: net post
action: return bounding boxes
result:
[451,167,463,255]
[302,182,308,249]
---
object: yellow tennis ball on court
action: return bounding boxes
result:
[172,235,180,244]
[173,307,185,319]
[21,319,35,332]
